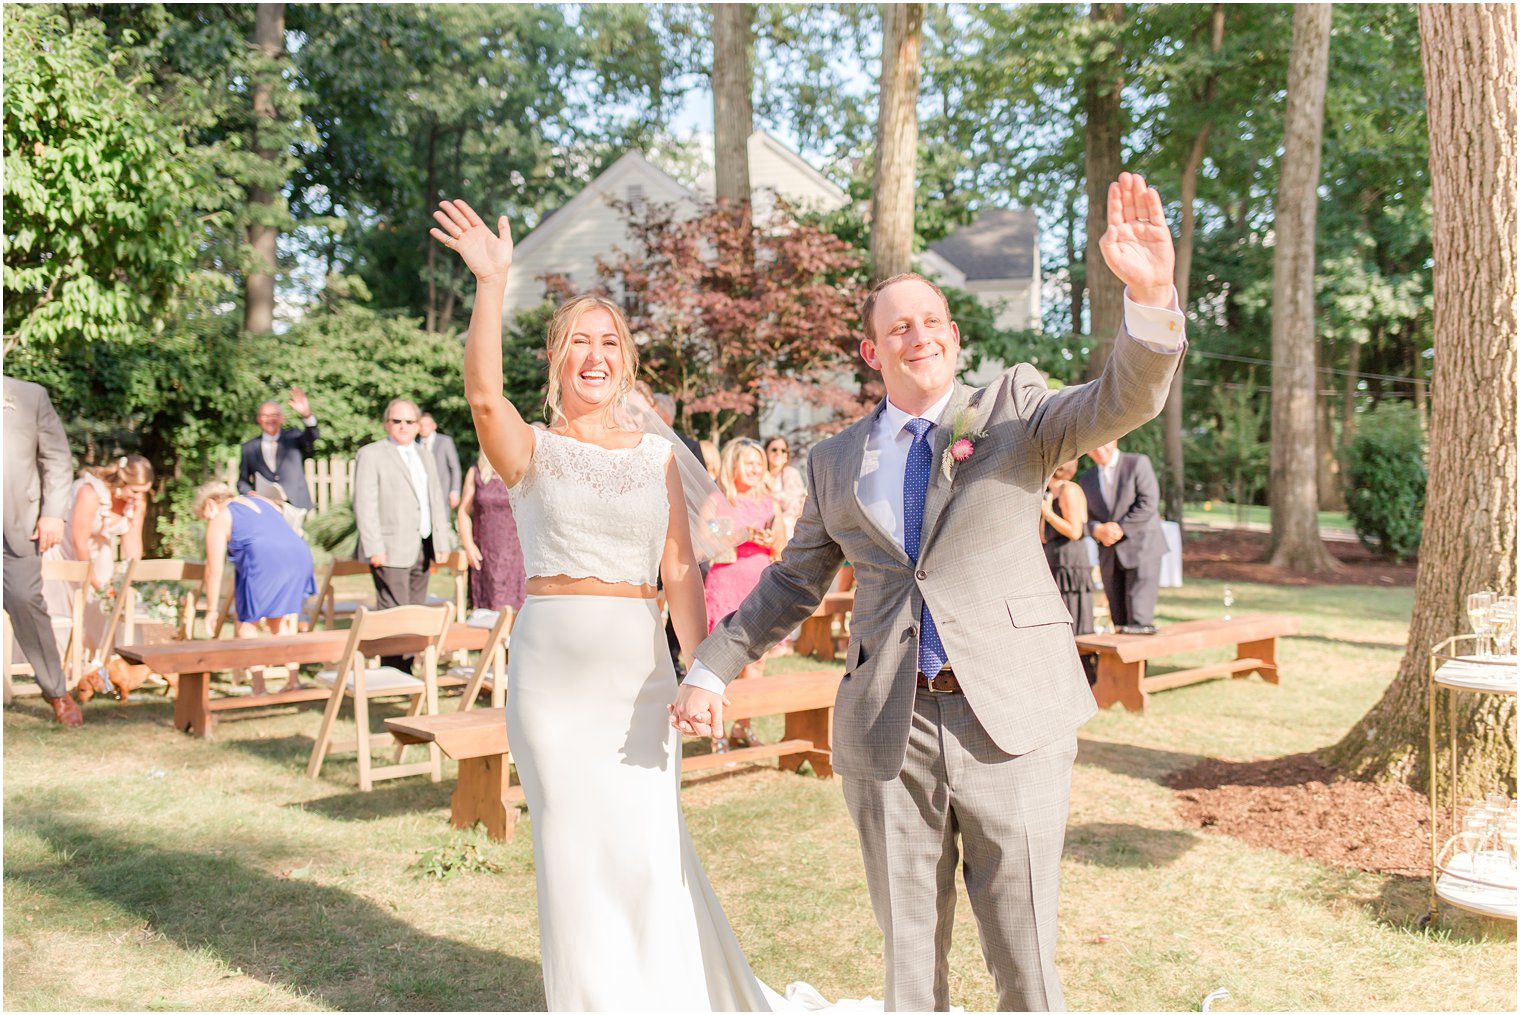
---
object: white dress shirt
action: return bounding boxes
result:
[1100,450,1122,508]
[392,438,433,540]
[681,288,1185,697]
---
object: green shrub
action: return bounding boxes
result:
[1344,402,1425,561]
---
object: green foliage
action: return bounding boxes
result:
[255,303,471,458]
[2,8,220,351]
[1344,402,1425,562]
[411,842,503,881]
[1184,383,1271,516]
[305,499,357,558]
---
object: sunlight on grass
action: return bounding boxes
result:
[4,577,1512,1011]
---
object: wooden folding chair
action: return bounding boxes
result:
[454,606,515,711]
[97,559,208,663]
[303,558,372,631]
[306,602,453,791]
[428,550,471,664]
[3,558,90,704]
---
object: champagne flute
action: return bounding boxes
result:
[1489,597,1516,659]
[1468,591,1495,658]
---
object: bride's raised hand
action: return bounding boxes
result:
[430,199,513,283]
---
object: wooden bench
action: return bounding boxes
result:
[793,591,854,661]
[385,669,844,842]
[1076,613,1300,713]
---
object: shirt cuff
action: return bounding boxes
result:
[682,662,727,695]
[303,415,317,427]
[1123,286,1186,352]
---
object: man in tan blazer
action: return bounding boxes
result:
[353,398,455,669]
[675,173,1186,1010]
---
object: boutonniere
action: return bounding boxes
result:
[941,405,988,482]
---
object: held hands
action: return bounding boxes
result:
[1094,521,1125,547]
[430,199,514,284]
[288,385,311,419]
[1098,172,1175,309]
[33,517,63,553]
[669,683,731,743]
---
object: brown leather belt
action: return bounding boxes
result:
[916,668,961,693]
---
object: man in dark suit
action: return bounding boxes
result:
[417,412,463,510]
[1078,439,1166,634]
[238,387,319,528]
[3,375,84,725]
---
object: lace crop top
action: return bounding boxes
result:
[508,428,672,586]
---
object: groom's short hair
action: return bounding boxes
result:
[861,272,952,343]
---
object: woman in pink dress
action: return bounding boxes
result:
[702,439,785,747]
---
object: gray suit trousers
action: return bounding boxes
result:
[3,548,68,699]
[843,688,1077,1012]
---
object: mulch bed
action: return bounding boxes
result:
[1183,528,1417,587]
[1169,752,1430,877]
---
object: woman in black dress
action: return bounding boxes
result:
[1040,459,1094,636]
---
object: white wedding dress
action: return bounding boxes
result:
[506,429,844,1012]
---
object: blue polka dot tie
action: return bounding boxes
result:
[902,418,948,679]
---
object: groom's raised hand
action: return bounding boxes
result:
[1098,172,1175,309]
[670,684,728,744]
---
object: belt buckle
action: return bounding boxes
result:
[924,668,951,693]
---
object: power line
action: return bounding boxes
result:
[1188,349,1423,385]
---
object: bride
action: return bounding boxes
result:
[432,199,803,1011]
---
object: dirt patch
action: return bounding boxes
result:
[1169,752,1430,877]
[1183,529,1417,587]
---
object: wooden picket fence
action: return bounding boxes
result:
[222,456,355,512]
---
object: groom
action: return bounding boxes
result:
[674,172,1186,1011]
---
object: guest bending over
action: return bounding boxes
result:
[196,482,317,695]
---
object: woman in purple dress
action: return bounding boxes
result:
[457,457,527,613]
[195,481,316,694]
[702,439,785,746]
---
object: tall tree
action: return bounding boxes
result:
[870,2,925,282]
[1267,3,1339,572]
[711,3,754,213]
[1327,3,1516,796]
[1161,4,1225,520]
[243,3,285,335]
[1083,2,1125,377]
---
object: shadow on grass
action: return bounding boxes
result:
[6,811,544,1010]
[294,778,457,825]
[1372,870,1518,944]
[1076,737,1204,785]
[1064,822,1197,869]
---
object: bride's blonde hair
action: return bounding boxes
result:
[543,295,640,428]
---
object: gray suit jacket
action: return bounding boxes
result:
[1077,450,1165,569]
[352,439,456,568]
[423,432,462,497]
[3,376,74,558]
[695,327,1183,780]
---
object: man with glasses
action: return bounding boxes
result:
[353,398,456,669]
[237,386,320,532]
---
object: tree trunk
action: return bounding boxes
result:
[423,126,439,333]
[243,3,284,335]
[1317,365,1345,510]
[1083,3,1125,380]
[870,2,925,283]
[712,3,754,214]
[1326,3,1517,799]
[1267,3,1339,572]
[1163,3,1225,521]
[1341,331,1363,449]
[1066,188,1085,335]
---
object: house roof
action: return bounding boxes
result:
[928,207,1038,281]
[511,150,691,262]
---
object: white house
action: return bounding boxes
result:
[503,131,1039,440]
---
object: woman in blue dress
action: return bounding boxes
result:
[194,481,317,694]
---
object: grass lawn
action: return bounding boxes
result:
[4,577,1513,1011]
[1185,501,1354,533]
